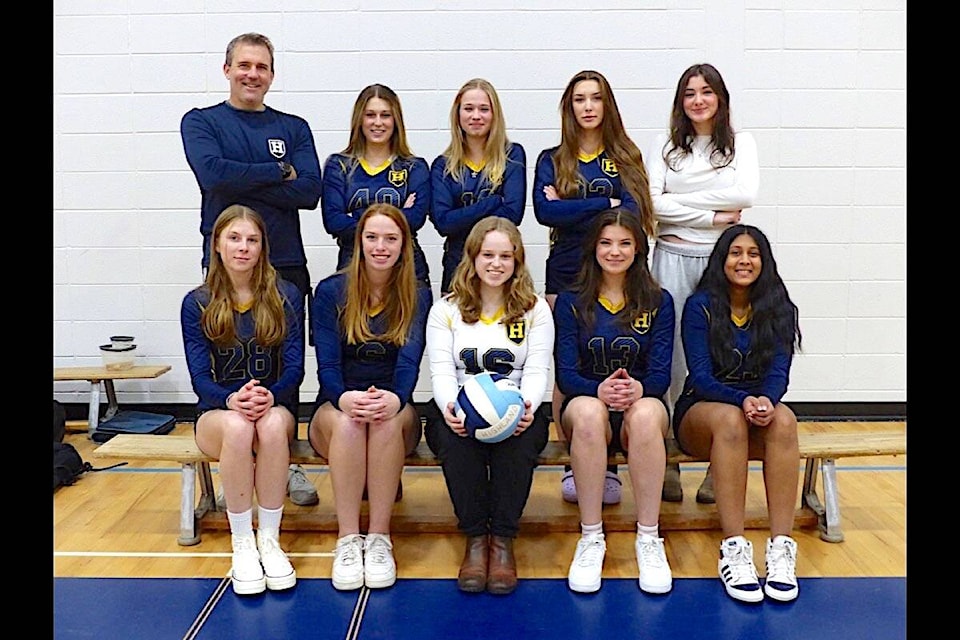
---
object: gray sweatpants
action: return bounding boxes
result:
[651,238,715,417]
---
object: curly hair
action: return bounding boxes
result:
[447,217,538,325]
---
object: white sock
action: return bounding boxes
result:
[580,521,603,539]
[258,504,283,533]
[227,508,254,538]
[637,523,659,539]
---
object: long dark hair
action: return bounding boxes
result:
[696,224,801,373]
[663,63,735,170]
[575,208,662,331]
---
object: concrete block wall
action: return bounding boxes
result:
[53,1,907,406]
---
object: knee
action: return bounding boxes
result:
[765,407,799,450]
[569,413,607,447]
[713,414,750,449]
[222,413,256,448]
[623,399,668,437]
[254,408,293,448]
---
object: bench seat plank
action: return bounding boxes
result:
[92,429,905,545]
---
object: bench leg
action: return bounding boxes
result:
[817,458,844,542]
[801,457,845,543]
[102,380,119,422]
[86,381,101,439]
[177,461,217,547]
[197,461,216,514]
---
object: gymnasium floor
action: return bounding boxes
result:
[53,423,907,640]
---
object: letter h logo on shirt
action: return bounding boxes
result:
[268,139,287,159]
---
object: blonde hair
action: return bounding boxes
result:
[554,70,655,238]
[201,205,287,346]
[341,203,418,345]
[448,217,538,325]
[442,78,510,189]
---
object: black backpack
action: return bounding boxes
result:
[53,400,126,491]
[54,441,90,490]
[54,399,66,443]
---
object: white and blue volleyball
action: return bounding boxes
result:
[455,372,524,443]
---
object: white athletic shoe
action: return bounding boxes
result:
[230,533,266,595]
[256,529,296,591]
[764,535,799,602]
[635,534,673,594]
[364,533,397,589]
[287,465,319,506]
[718,535,763,603]
[331,534,365,591]
[568,533,606,593]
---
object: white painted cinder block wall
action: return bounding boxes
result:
[53,1,907,407]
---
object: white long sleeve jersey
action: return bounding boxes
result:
[426,295,555,413]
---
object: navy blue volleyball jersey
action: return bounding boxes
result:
[678,290,792,407]
[180,278,305,416]
[321,153,431,283]
[553,289,674,399]
[533,147,640,292]
[429,143,527,292]
[311,272,431,409]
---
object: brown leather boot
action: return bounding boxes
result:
[486,535,518,594]
[457,535,488,593]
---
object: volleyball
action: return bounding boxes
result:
[455,372,525,443]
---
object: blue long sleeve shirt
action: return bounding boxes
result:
[429,143,527,292]
[554,289,674,400]
[180,278,305,416]
[180,102,322,269]
[311,273,431,410]
[679,290,791,407]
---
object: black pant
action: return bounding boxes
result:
[276,266,311,431]
[424,406,549,538]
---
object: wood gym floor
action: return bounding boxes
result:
[53,420,906,640]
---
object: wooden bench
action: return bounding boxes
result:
[54,365,172,438]
[92,427,905,546]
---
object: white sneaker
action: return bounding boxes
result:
[568,533,606,593]
[718,535,763,603]
[636,534,673,594]
[331,534,365,591]
[287,465,319,506]
[764,535,799,602]
[257,529,296,591]
[230,533,266,595]
[364,533,397,589]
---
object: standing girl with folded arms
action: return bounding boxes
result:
[430,78,527,295]
[645,63,759,504]
[322,84,432,290]
[533,69,656,506]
